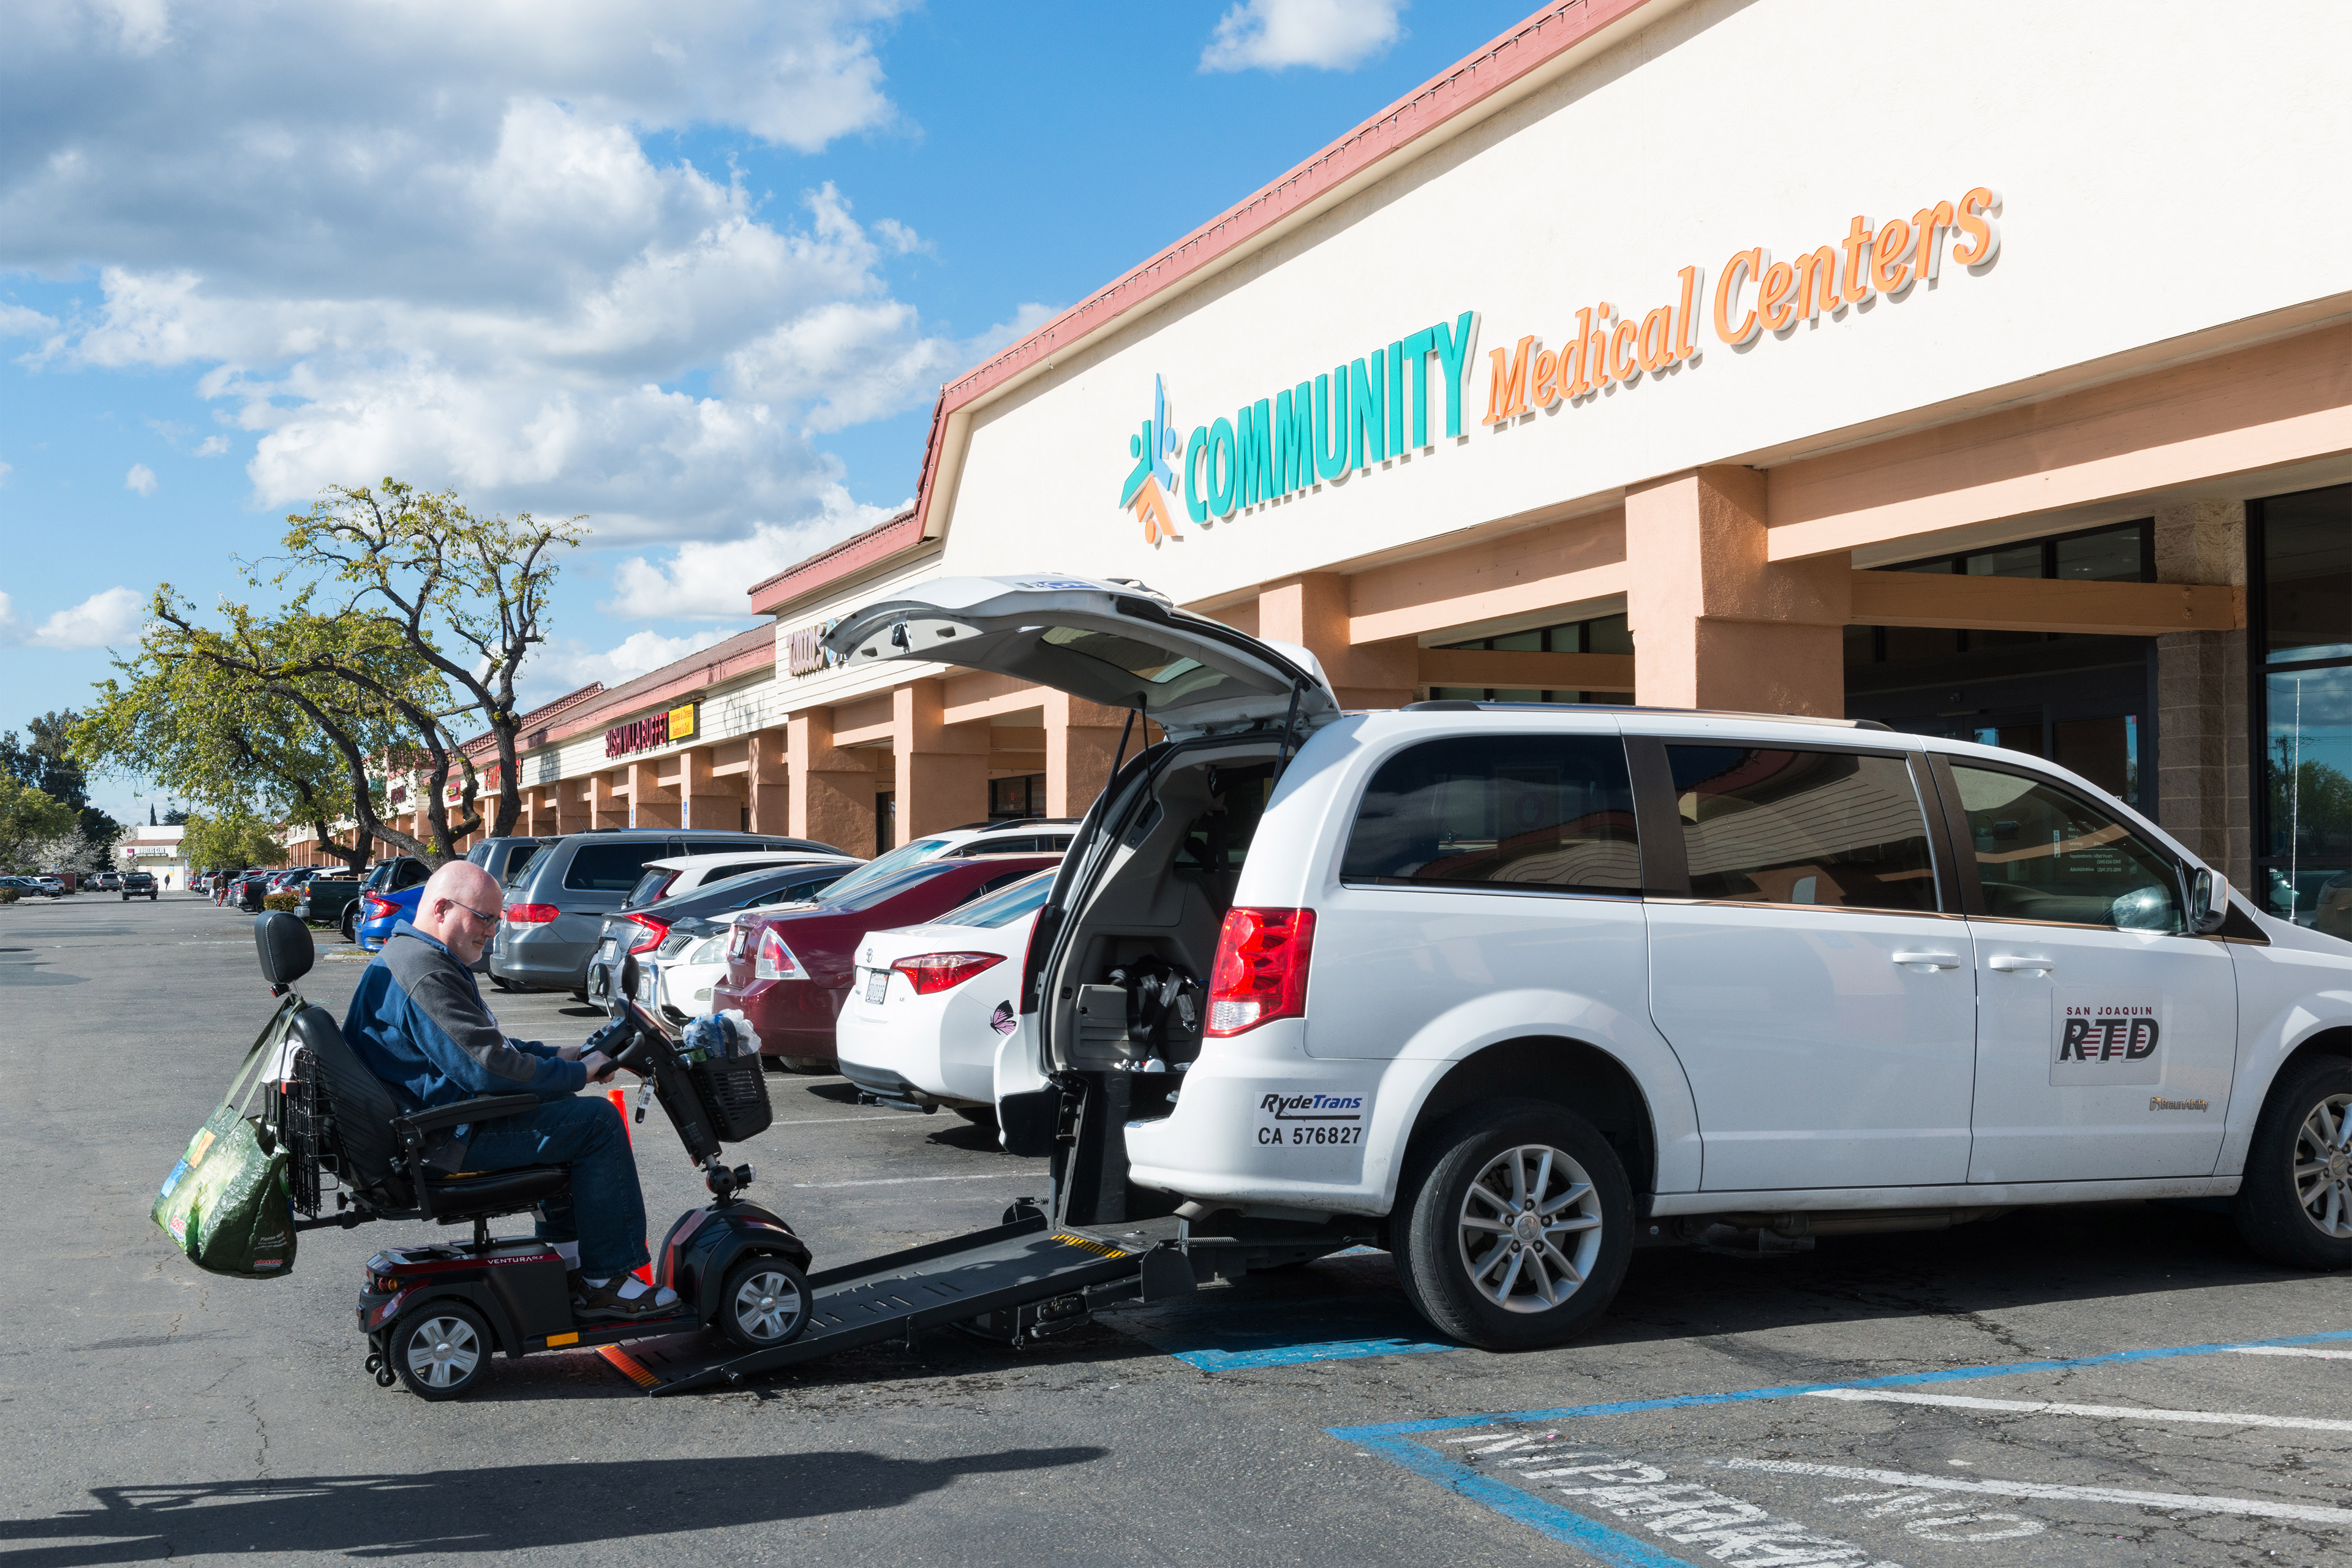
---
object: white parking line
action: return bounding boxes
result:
[769,1112,941,1126]
[791,1172,1031,1189]
[1806,1386,2352,1431]
[2230,1345,2352,1361]
[1718,1459,2352,1525]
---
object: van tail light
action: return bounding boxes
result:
[891,951,1005,997]
[754,928,806,981]
[503,903,559,925]
[620,913,669,954]
[1205,907,1317,1037]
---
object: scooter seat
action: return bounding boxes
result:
[424,1166,568,1215]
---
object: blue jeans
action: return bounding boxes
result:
[461,1095,649,1278]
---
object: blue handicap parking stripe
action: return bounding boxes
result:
[1329,1326,2352,1561]
[1168,1334,1455,1372]
[1330,1324,2352,1440]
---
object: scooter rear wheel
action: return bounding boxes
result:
[388,1303,493,1400]
[718,1256,810,1352]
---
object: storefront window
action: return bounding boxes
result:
[2256,484,2352,930]
[1435,612,1634,705]
[1851,520,2152,802]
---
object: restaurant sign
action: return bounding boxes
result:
[606,701,699,760]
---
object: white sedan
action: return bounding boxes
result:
[834,870,1055,1124]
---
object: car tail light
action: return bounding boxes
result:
[503,903,559,924]
[620,913,669,954]
[1205,907,1317,1037]
[754,928,805,981]
[362,894,399,920]
[890,951,1005,997]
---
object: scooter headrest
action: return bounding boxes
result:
[254,910,315,990]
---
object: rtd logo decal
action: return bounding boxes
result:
[2051,990,2164,1087]
[2060,1008,2158,1063]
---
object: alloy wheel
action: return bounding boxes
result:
[2294,1092,2352,1238]
[731,1268,804,1342]
[404,1313,482,1389]
[1455,1142,1605,1313]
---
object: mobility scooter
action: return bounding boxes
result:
[249,910,814,1400]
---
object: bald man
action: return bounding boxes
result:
[341,860,675,1319]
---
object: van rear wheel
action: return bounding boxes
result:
[2233,1057,2352,1270]
[1395,1098,1631,1351]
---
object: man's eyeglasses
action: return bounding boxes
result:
[446,899,500,927]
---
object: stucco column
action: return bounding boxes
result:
[1256,572,1416,709]
[891,678,990,845]
[1044,690,1131,818]
[556,779,591,835]
[679,745,744,831]
[590,770,628,831]
[627,758,680,829]
[2155,499,2250,887]
[789,708,877,857]
[745,729,790,837]
[1626,466,1850,717]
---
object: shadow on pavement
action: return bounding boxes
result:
[2,1450,1108,1564]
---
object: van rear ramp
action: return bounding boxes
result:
[597,1212,1192,1395]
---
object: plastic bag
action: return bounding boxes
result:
[153,998,300,1280]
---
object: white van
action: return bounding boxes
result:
[826,575,2352,1351]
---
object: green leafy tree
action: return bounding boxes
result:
[180,804,287,875]
[75,617,415,872]
[0,710,123,869]
[0,774,80,873]
[140,478,584,867]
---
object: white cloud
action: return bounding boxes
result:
[0,3,1014,552]
[602,484,907,620]
[194,435,227,456]
[0,461,12,487]
[0,303,56,337]
[517,625,743,709]
[123,461,156,495]
[1200,0,1406,73]
[20,585,145,649]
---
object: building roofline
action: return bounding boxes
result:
[535,622,778,750]
[746,0,1665,621]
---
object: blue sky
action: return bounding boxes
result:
[0,0,1532,821]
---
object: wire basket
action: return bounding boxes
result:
[686,1052,772,1143]
[280,1049,328,1217]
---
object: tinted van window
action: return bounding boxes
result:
[1667,747,1938,912]
[563,842,674,892]
[1951,764,2182,930]
[1343,736,1641,894]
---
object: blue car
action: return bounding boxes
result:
[354,856,430,951]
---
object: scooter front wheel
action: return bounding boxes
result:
[717,1256,810,1352]
[388,1303,493,1400]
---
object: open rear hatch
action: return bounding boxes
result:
[823,575,1337,739]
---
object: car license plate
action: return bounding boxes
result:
[864,969,887,1004]
[598,938,619,961]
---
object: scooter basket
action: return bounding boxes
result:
[685,1054,772,1142]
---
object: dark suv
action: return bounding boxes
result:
[492,829,844,997]
[121,870,157,900]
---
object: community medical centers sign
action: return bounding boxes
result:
[1120,187,2002,542]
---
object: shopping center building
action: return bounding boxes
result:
[300,0,2352,924]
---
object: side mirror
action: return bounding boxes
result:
[2190,867,2231,935]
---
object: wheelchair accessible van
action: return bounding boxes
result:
[247,910,1177,1401]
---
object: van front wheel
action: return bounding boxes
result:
[2233,1057,2352,1270]
[1395,1099,1632,1351]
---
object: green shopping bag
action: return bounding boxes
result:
[153,997,300,1279]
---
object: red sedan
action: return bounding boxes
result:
[714,853,1060,1069]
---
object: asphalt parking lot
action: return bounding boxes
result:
[5,893,2348,1566]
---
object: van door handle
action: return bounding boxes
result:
[1988,955,2056,973]
[1891,952,1961,970]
